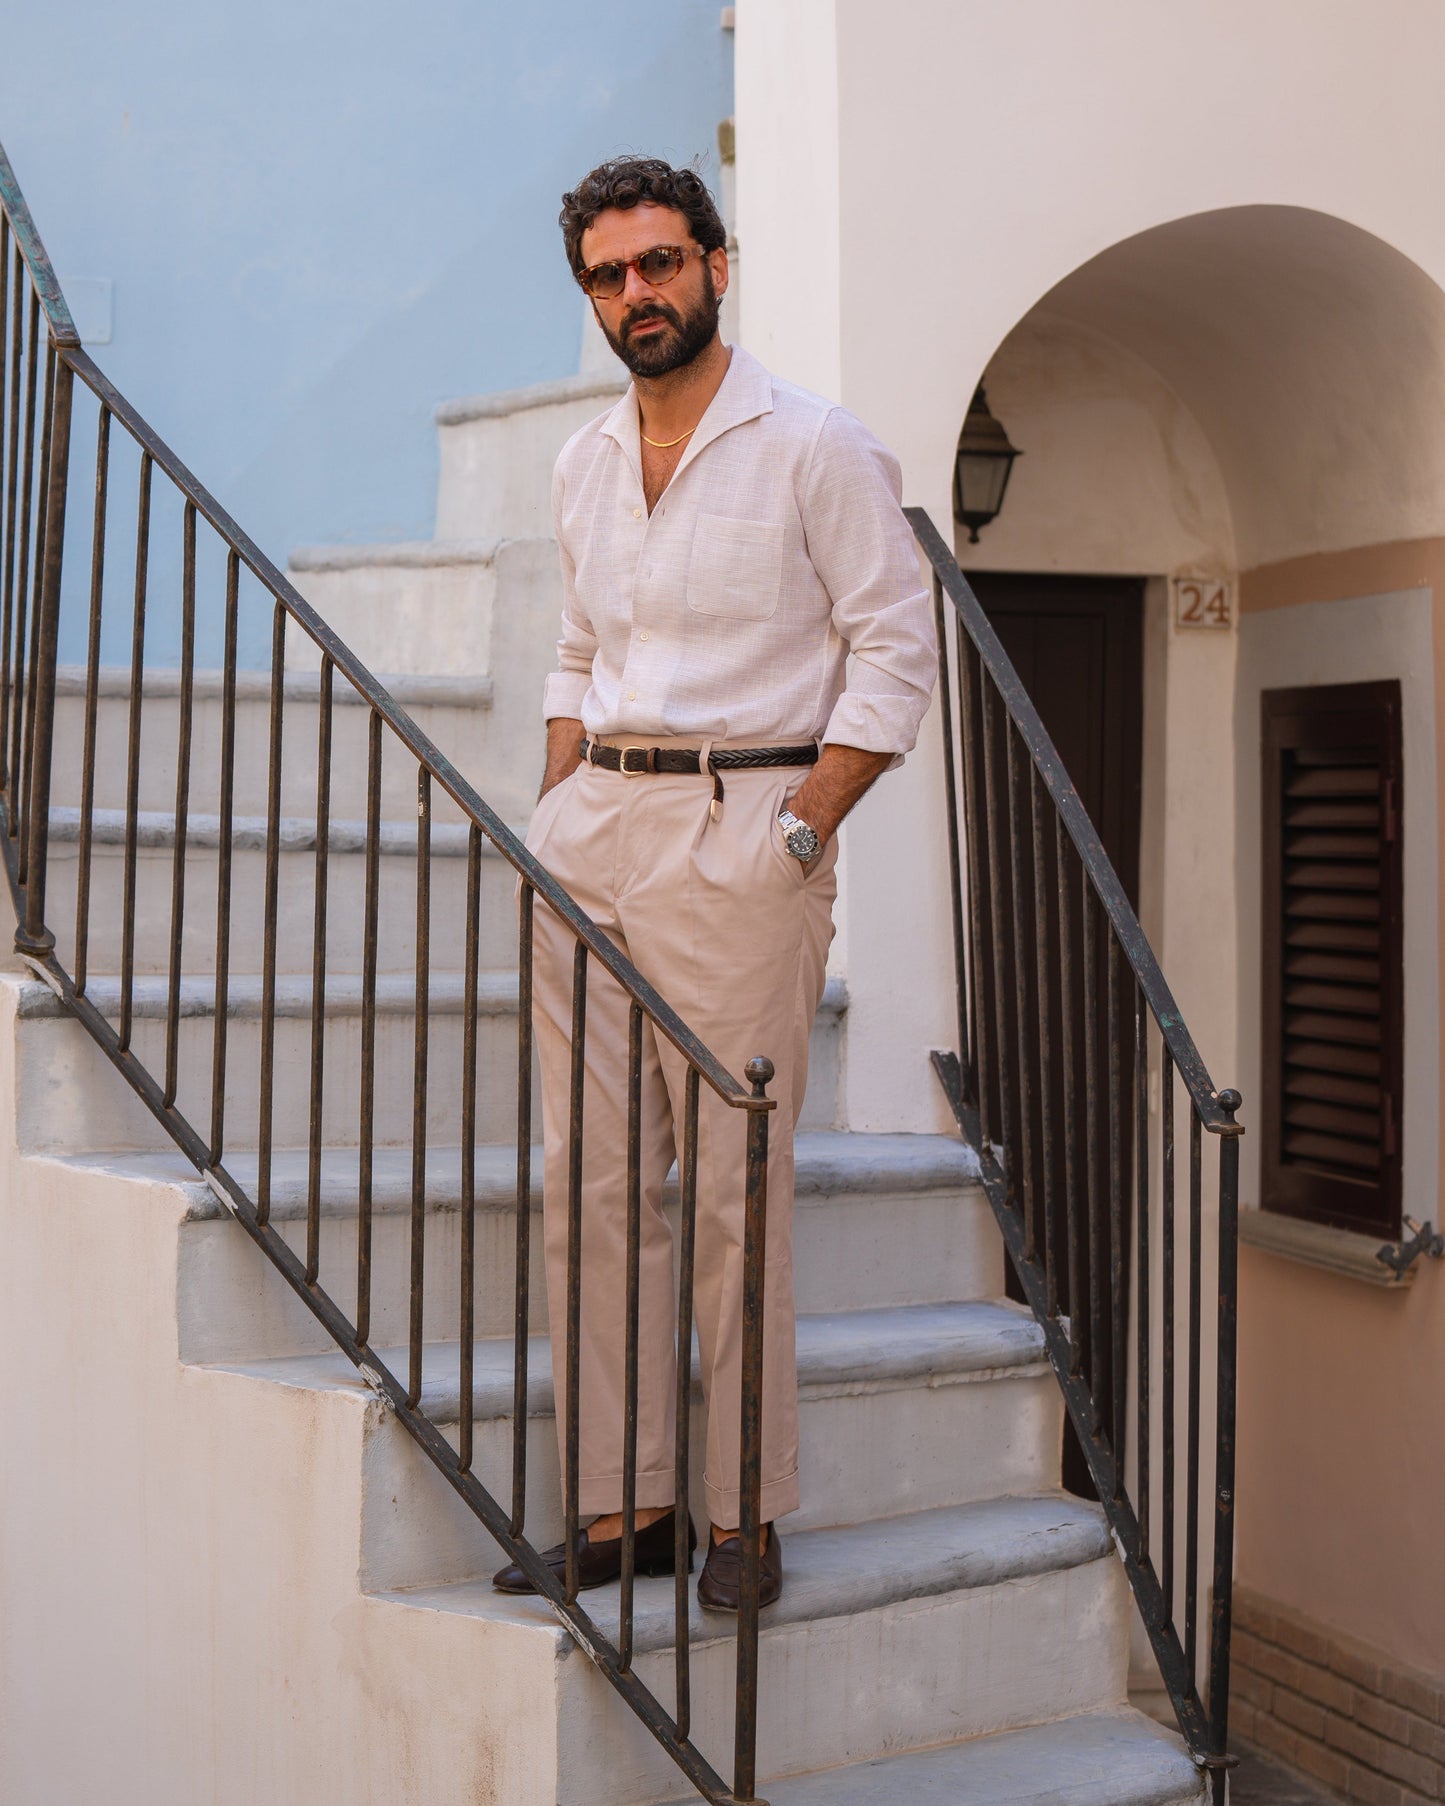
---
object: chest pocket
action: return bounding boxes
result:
[686,513,785,622]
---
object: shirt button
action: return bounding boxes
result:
[628,689,637,701]
[632,506,642,519]
[639,630,650,641]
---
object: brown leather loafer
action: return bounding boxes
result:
[491,1506,697,1595]
[696,1523,782,1613]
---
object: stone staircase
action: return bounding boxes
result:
[0,371,1206,1802]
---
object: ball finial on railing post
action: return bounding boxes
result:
[1217,1088,1242,1122]
[745,1055,775,1097]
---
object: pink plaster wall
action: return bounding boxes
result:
[1236,541,1445,1682]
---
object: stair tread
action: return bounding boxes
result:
[54,663,494,706]
[208,1296,1046,1417]
[664,1708,1204,1805]
[48,804,526,857]
[379,1492,1111,1656]
[48,1126,977,1220]
[20,969,847,1022]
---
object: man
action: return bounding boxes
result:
[492,156,935,1610]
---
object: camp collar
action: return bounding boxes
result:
[599,345,775,490]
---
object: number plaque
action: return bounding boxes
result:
[1172,577,1233,631]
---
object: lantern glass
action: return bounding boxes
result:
[953,386,1022,543]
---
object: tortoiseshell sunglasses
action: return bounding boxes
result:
[577,244,706,300]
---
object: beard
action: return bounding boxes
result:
[600,266,722,377]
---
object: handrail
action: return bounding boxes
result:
[69,344,756,1112]
[0,136,775,1805]
[908,507,1241,1802]
[908,509,1237,1136]
[0,143,77,345]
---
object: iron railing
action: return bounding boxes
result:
[908,507,1242,1799]
[0,139,776,1805]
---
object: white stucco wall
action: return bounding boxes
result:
[735,0,1445,1133]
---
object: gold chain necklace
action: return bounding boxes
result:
[640,423,697,449]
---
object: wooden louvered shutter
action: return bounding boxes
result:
[1261,681,1403,1239]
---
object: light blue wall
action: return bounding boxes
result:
[1,0,731,659]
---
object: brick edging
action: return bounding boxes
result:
[1232,1588,1445,1805]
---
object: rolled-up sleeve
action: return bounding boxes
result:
[801,410,937,758]
[541,461,599,723]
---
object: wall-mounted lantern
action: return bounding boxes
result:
[953,386,1022,543]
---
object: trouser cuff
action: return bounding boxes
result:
[704,1468,800,1531]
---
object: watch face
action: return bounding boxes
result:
[783,817,820,860]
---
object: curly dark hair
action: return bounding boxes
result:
[559,156,726,279]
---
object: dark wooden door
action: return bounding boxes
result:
[970,573,1144,906]
[967,571,1145,1494]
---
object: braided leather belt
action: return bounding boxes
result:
[581,739,818,775]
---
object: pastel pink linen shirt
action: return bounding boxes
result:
[543,346,937,756]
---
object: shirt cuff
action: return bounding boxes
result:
[542,671,591,723]
[820,691,924,766]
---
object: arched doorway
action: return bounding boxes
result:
[951,200,1445,1709]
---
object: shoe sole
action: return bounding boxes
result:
[492,1557,695,1597]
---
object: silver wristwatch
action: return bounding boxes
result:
[777,807,821,863]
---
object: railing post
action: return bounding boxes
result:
[15,347,71,956]
[1207,1088,1242,1802]
[734,1055,774,1805]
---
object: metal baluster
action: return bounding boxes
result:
[409,766,431,1408]
[933,574,969,1077]
[1108,934,1125,1488]
[1006,726,1037,1253]
[1208,1091,1243,1796]
[305,656,333,1286]
[458,824,482,1474]
[118,452,151,1051]
[734,1056,773,1806]
[0,247,22,793]
[0,223,9,789]
[511,880,534,1535]
[564,939,588,1604]
[16,344,71,952]
[957,627,993,1149]
[1161,1047,1176,1623]
[619,1000,644,1671]
[74,403,110,995]
[209,551,239,1165]
[355,710,382,1345]
[1185,1105,1203,1685]
[19,339,55,883]
[162,502,196,1107]
[1135,986,1150,1558]
[1031,763,1057,1315]
[9,288,38,842]
[673,1064,699,1741]
[1056,815,1083,1371]
[1082,876,1105,1432]
[978,681,1015,1178]
[256,603,285,1225]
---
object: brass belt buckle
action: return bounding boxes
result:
[619,746,654,776]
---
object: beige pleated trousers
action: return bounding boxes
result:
[524,743,837,1528]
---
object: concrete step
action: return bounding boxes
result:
[287,540,504,678]
[211,1298,1059,1576]
[372,1496,1130,1805]
[49,665,496,824]
[434,372,627,541]
[58,1129,990,1361]
[663,1708,1205,1806]
[12,968,847,1152]
[43,806,527,976]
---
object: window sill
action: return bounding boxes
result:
[1238,1208,1414,1289]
